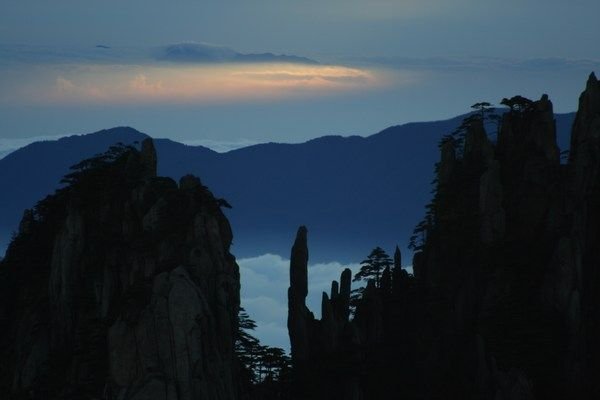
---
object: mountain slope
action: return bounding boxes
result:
[0,139,240,399]
[0,113,576,262]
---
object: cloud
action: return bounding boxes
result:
[3,62,380,106]
[253,322,290,351]
[0,44,387,107]
[129,74,164,94]
[238,253,363,352]
[238,253,414,352]
[159,42,318,65]
[0,43,318,67]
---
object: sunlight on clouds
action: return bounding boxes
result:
[129,73,164,94]
[9,63,388,105]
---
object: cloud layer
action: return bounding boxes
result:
[0,44,380,106]
[238,253,413,351]
[238,254,361,351]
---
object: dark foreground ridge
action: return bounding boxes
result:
[0,139,241,399]
[287,73,600,399]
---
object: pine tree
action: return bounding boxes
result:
[235,307,291,386]
[353,246,393,287]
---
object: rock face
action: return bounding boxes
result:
[410,87,598,400]
[288,74,600,400]
[563,72,600,396]
[287,226,312,383]
[287,228,406,400]
[0,140,240,400]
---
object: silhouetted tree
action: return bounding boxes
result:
[353,247,393,287]
[471,101,501,138]
[409,212,433,252]
[501,95,533,113]
[61,143,136,186]
[471,101,493,120]
[236,307,261,384]
[235,307,291,388]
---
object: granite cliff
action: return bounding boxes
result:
[0,139,241,400]
[287,73,600,400]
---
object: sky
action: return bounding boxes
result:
[1,0,599,153]
[1,0,599,351]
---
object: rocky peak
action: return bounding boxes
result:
[497,94,559,166]
[0,143,240,400]
[530,94,560,163]
[179,173,203,190]
[393,245,401,269]
[339,268,352,321]
[284,74,600,400]
[569,72,600,168]
[439,138,456,186]
[287,226,312,374]
[464,118,494,165]
[140,137,157,178]
[17,209,34,235]
[290,226,309,300]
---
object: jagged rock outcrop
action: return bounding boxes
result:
[288,74,600,400]
[287,226,312,373]
[439,139,456,185]
[0,139,240,400]
[287,227,365,399]
[287,230,414,399]
[464,118,494,165]
[140,138,158,178]
[479,160,505,243]
[561,72,600,396]
[411,77,599,399]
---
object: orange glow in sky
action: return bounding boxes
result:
[8,63,393,105]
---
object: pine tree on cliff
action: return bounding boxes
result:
[353,246,393,287]
[235,307,291,387]
[236,308,261,385]
[471,101,501,136]
[471,101,492,119]
[501,95,533,113]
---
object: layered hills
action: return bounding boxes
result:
[0,112,576,262]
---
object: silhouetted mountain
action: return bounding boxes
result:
[0,113,575,262]
[286,75,600,399]
[0,139,240,399]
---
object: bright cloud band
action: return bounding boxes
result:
[8,63,382,105]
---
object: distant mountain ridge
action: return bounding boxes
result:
[0,112,575,262]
